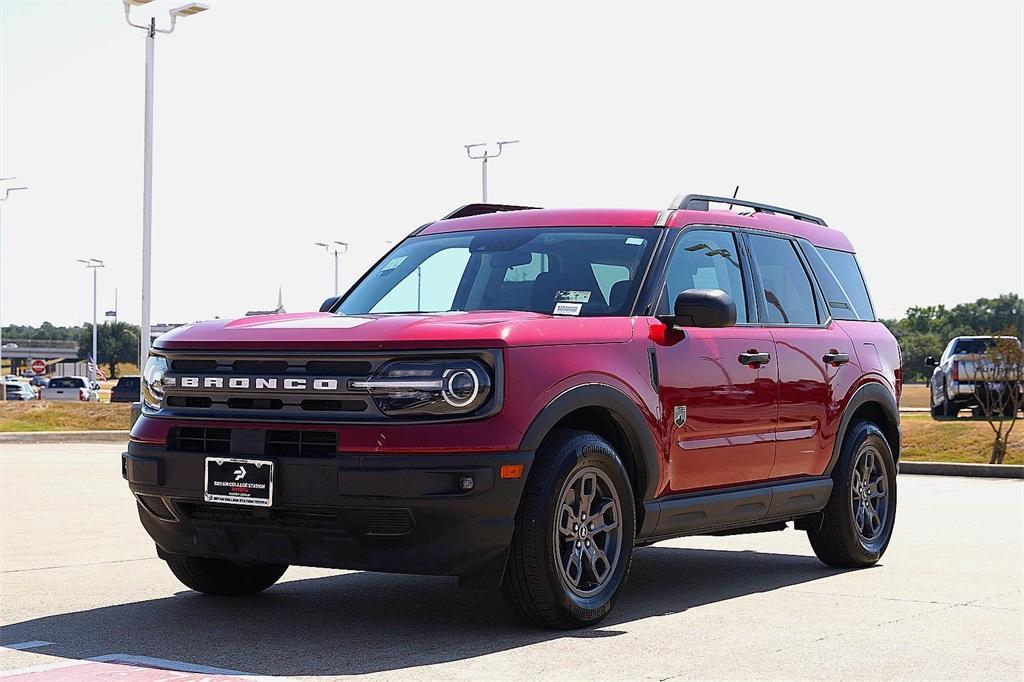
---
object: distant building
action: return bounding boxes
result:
[246,288,286,317]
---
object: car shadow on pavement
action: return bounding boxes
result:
[0,545,846,676]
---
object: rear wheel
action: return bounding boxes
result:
[165,555,287,596]
[931,380,955,419]
[807,421,896,568]
[501,429,635,629]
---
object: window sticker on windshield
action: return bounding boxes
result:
[625,237,646,246]
[380,256,407,273]
[555,290,591,304]
[553,302,583,316]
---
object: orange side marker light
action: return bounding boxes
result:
[500,464,525,479]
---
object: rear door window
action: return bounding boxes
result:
[747,234,820,325]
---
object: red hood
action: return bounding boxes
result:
[154,311,635,351]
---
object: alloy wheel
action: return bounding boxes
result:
[553,467,623,598]
[849,444,890,546]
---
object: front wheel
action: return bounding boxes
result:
[807,421,896,567]
[165,555,287,596]
[501,429,635,629]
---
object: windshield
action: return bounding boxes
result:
[339,228,659,317]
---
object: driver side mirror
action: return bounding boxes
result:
[659,289,737,329]
[319,296,341,313]
[924,356,939,367]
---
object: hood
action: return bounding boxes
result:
[154,311,634,351]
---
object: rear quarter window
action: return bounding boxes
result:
[801,244,875,321]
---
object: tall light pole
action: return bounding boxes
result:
[0,179,28,396]
[315,241,349,296]
[464,140,518,202]
[78,259,105,385]
[122,0,210,368]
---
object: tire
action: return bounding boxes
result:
[501,429,636,629]
[941,380,956,418]
[165,555,287,596]
[930,381,950,419]
[807,421,897,568]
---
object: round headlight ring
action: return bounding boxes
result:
[442,367,480,408]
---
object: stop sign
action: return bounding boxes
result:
[31,359,46,375]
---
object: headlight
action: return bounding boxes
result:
[142,355,169,411]
[350,359,492,417]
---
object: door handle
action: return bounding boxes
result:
[823,350,850,367]
[738,350,771,368]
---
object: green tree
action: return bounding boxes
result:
[2,322,82,341]
[78,322,139,378]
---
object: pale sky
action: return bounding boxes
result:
[1,0,1022,328]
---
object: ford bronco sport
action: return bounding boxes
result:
[124,193,901,629]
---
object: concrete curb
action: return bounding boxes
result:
[900,461,1023,478]
[0,430,129,445]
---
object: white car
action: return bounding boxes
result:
[42,376,99,402]
[4,381,37,401]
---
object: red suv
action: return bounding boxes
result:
[124,194,901,629]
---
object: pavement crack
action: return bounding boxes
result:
[2,557,157,574]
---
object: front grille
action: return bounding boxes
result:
[159,352,381,420]
[174,426,231,454]
[169,427,338,457]
[266,429,337,457]
[300,399,367,412]
[178,503,415,537]
[226,397,283,410]
[232,360,289,374]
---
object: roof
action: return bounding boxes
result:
[420,206,855,252]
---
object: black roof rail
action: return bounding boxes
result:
[443,203,541,220]
[671,193,827,227]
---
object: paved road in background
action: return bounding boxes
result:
[1,443,1021,680]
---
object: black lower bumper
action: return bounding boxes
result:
[123,442,533,583]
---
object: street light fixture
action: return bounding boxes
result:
[464,140,518,203]
[0,178,28,398]
[122,0,210,371]
[315,241,349,296]
[78,259,106,386]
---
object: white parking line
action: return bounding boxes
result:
[0,642,54,651]
[92,654,287,680]
[0,652,291,681]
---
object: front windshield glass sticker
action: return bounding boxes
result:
[555,290,591,303]
[380,255,407,273]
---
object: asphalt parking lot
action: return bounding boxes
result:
[1,443,1021,680]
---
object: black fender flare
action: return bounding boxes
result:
[518,383,661,502]
[827,381,900,474]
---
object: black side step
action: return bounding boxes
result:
[640,478,833,541]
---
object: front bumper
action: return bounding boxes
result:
[123,441,533,581]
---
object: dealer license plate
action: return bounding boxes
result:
[204,458,273,507]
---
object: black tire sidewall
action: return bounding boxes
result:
[833,422,897,563]
[528,432,635,624]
